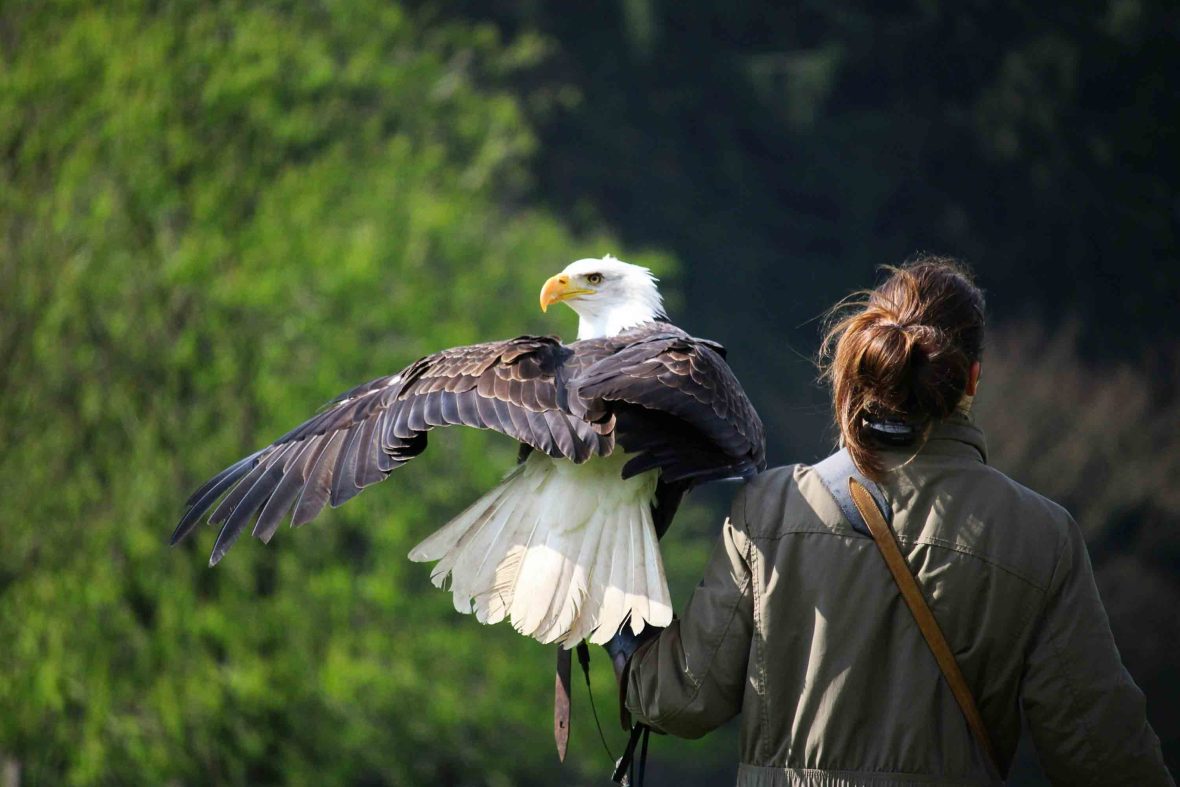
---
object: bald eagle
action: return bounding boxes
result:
[174,256,764,647]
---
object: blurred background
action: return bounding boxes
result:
[1,1,1176,784]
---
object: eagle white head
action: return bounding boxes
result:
[539,255,667,340]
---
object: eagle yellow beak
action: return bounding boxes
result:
[540,274,593,312]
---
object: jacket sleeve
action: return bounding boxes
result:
[623,485,755,739]
[1020,516,1174,786]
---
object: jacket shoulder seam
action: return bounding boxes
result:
[896,534,1050,591]
[751,529,1051,590]
[750,533,770,762]
[737,465,800,539]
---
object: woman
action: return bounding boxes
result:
[610,258,1172,785]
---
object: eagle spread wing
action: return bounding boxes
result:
[174,321,765,566]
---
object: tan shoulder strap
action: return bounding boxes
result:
[849,478,1005,780]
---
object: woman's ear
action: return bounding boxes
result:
[966,360,982,396]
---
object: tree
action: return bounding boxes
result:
[0,2,671,783]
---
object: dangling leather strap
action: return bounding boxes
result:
[848,478,1004,779]
[555,646,572,761]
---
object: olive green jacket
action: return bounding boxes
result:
[625,415,1173,786]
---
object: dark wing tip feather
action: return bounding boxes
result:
[181,451,262,509]
[171,452,263,546]
[207,460,287,565]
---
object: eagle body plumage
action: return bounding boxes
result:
[175,258,765,647]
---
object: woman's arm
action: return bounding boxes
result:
[621,488,756,739]
[1021,516,1174,786]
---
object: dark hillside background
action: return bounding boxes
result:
[433,0,1180,452]
[424,5,1180,781]
[1,1,1176,785]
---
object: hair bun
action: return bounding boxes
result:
[820,257,985,479]
[906,322,948,358]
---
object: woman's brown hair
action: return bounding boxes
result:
[819,256,986,480]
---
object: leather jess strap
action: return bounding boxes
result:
[847,478,1004,780]
[555,646,572,761]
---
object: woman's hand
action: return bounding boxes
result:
[603,623,665,685]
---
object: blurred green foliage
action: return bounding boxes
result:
[0,2,673,783]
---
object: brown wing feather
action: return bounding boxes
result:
[567,323,766,483]
[176,323,766,566]
[174,336,602,564]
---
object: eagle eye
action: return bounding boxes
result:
[586,273,604,285]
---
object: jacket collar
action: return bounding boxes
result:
[879,411,988,465]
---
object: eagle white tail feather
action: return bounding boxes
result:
[407,451,672,647]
